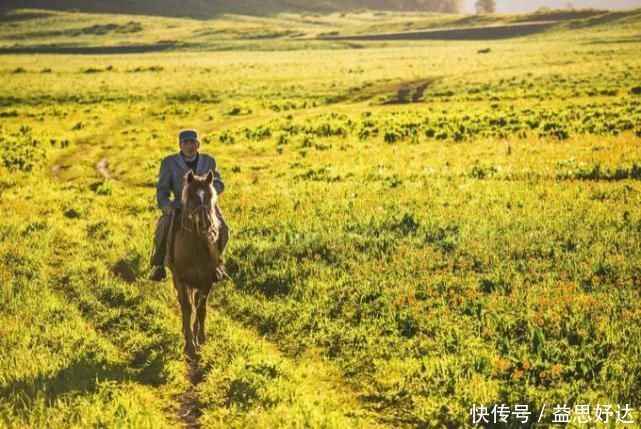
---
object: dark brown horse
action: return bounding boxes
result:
[167,169,223,357]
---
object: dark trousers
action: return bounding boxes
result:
[150,205,229,267]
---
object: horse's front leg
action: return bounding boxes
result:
[175,278,196,357]
[196,285,212,346]
[192,290,201,345]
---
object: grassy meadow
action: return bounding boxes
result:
[1,7,641,428]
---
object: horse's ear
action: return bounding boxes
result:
[205,169,214,184]
[186,170,194,183]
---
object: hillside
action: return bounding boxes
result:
[1,7,640,52]
[472,0,641,13]
[0,0,463,18]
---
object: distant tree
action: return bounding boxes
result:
[565,2,575,9]
[443,0,463,13]
[430,0,462,13]
[475,0,496,14]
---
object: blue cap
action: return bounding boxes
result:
[179,129,199,143]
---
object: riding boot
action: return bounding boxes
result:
[149,213,171,280]
[215,204,230,256]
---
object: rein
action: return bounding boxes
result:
[179,203,217,237]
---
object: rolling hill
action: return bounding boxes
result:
[1,5,639,53]
[1,0,463,19]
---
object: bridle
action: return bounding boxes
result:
[181,201,213,234]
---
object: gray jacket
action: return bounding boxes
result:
[156,152,224,211]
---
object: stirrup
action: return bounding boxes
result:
[149,266,166,281]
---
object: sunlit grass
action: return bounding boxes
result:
[1,7,640,428]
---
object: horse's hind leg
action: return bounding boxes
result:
[175,278,196,357]
[195,286,212,346]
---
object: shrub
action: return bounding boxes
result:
[0,135,46,172]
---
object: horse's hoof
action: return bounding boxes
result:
[184,344,198,359]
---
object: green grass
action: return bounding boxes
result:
[1,7,641,428]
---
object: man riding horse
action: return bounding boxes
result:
[149,129,229,281]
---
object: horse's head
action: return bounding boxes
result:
[181,170,219,234]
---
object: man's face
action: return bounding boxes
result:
[180,139,199,158]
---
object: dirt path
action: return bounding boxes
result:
[96,158,111,180]
[51,164,61,179]
[162,287,381,427]
[49,120,121,183]
[177,361,204,428]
